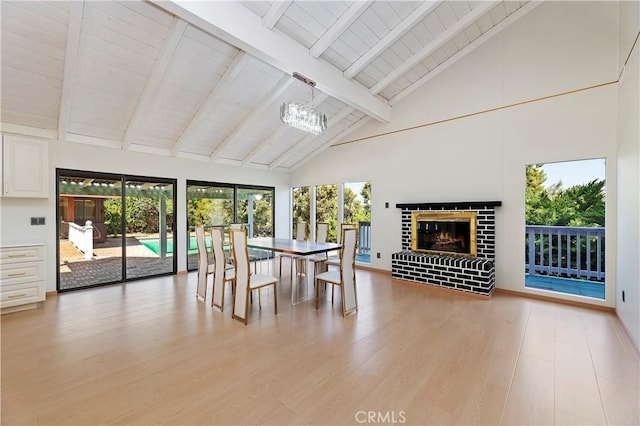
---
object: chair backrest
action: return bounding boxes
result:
[316,222,329,243]
[231,228,250,322]
[295,222,306,241]
[227,224,244,261]
[340,228,358,315]
[338,223,356,244]
[195,226,208,299]
[210,227,227,308]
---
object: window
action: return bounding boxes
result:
[73,199,96,223]
[292,180,372,263]
[524,159,606,299]
[292,186,310,239]
[345,181,371,263]
[186,181,274,270]
[316,184,338,242]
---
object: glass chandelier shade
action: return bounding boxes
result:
[280,102,327,135]
[280,73,327,135]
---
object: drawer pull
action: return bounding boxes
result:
[8,254,27,258]
[8,293,27,299]
[8,272,27,277]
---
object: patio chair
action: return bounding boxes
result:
[231,228,278,325]
[315,228,358,316]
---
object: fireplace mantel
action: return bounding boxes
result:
[396,201,502,209]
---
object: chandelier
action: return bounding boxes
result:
[280,73,327,135]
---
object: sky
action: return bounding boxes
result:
[540,158,606,189]
[345,181,366,202]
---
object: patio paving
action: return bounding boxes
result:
[59,236,174,290]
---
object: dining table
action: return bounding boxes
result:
[246,237,341,304]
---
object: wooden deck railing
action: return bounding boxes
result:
[526,225,605,281]
[68,220,94,260]
[358,221,371,256]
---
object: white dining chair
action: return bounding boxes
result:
[210,227,235,311]
[325,223,356,268]
[230,223,260,273]
[195,226,213,301]
[231,228,278,325]
[278,221,306,281]
[315,227,358,316]
[308,222,330,278]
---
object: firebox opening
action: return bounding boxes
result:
[411,212,477,257]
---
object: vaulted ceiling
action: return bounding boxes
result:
[1,1,539,171]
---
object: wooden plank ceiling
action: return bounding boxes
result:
[1,0,538,171]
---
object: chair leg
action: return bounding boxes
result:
[331,285,334,304]
[315,278,320,309]
[273,284,278,315]
[290,258,294,285]
[258,288,262,309]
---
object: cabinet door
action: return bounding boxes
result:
[2,135,49,198]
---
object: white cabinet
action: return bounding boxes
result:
[1,135,49,198]
[0,244,46,313]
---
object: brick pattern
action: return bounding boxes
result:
[393,204,498,296]
[400,205,496,260]
[392,251,495,295]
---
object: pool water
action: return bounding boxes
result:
[141,237,209,256]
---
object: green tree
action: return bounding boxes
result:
[126,196,159,233]
[293,186,310,236]
[563,180,606,227]
[525,164,551,225]
[526,164,605,227]
[361,181,371,220]
[343,187,363,225]
[104,198,122,236]
[316,185,338,241]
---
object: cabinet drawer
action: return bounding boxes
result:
[1,261,45,285]
[0,245,45,264]
[1,282,43,308]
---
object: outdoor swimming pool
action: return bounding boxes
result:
[141,237,208,256]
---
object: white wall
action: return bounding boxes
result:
[292,1,620,308]
[0,139,290,292]
[615,1,640,349]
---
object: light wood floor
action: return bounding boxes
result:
[2,268,639,425]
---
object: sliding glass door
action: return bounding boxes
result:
[237,187,274,238]
[124,179,175,279]
[186,182,235,270]
[57,170,176,291]
[186,181,274,271]
[58,172,123,289]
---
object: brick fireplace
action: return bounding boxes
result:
[392,201,501,297]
